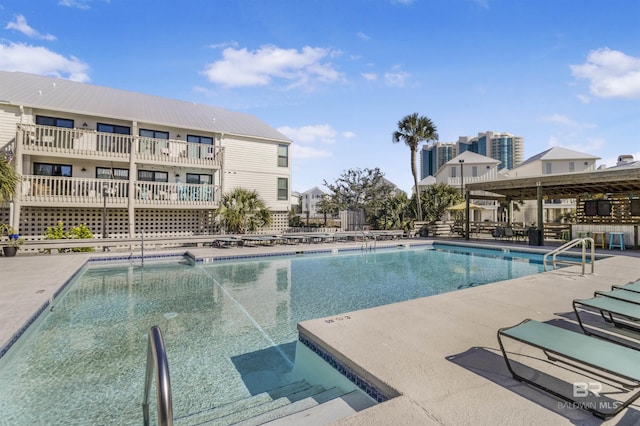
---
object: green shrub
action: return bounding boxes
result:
[44,221,95,253]
[69,224,95,252]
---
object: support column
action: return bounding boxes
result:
[128,122,138,238]
[464,192,470,241]
[537,182,544,245]
[12,126,24,233]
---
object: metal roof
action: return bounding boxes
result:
[0,71,291,143]
[466,166,640,200]
[516,146,600,168]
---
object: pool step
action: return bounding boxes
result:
[263,389,378,425]
[175,380,353,426]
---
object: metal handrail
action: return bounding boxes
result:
[142,326,173,426]
[543,238,595,275]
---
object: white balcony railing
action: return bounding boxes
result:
[19,124,222,166]
[20,176,220,208]
[447,172,498,188]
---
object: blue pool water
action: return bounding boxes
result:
[0,244,554,424]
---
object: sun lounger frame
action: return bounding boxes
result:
[498,319,640,419]
[573,296,640,341]
[212,237,243,248]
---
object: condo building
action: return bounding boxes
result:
[421,131,524,178]
[0,71,292,238]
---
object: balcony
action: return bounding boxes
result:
[20,176,220,209]
[18,124,222,167]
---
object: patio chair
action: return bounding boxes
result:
[498,319,640,419]
[503,227,514,240]
[491,226,504,239]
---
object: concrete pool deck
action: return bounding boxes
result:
[2,238,640,425]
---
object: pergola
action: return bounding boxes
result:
[463,166,640,244]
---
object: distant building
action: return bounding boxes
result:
[421,131,523,178]
[300,187,328,217]
[457,131,524,171]
[507,146,599,177]
[420,142,458,179]
[502,146,600,224]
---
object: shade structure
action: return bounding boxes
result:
[446,202,483,211]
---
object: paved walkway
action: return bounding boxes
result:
[1,237,640,424]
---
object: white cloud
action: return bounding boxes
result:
[361,72,377,81]
[576,94,590,104]
[202,44,344,89]
[291,144,332,159]
[208,41,239,50]
[277,124,338,144]
[5,15,56,41]
[0,42,90,82]
[570,48,640,99]
[384,70,410,87]
[542,114,596,129]
[58,0,92,9]
[356,32,371,41]
[547,135,605,155]
[342,131,356,139]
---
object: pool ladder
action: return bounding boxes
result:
[358,227,376,251]
[543,237,595,275]
[142,326,173,426]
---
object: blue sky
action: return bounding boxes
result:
[1,0,639,193]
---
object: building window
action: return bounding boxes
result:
[472,166,478,177]
[569,162,575,172]
[186,173,212,184]
[451,167,457,178]
[138,170,168,182]
[97,123,131,135]
[35,115,74,128]
[34,162,72,177]
[545,162,552,174]
[186,135,214,159]
[278,144,289,167]
[187,135,213,145]
[278,178,288,200]
[140,129,169,139]
[96,167,129,180]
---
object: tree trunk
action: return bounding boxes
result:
[411,149,422,221]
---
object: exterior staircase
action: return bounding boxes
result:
[174,380,376,426]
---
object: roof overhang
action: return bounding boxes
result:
[466,167,640,200]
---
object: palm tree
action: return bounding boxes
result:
[392,113,438,221]
[0,153,19,203]
[215,187,272,234]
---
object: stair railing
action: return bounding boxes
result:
[142,326,173,426]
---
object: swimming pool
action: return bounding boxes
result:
[0,244,557,425]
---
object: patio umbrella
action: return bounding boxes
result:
[446,202,483,210]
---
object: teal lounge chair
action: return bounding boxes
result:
[612,279,640,293]
[595,288,640,305]
[498,319,640,419]
[573,296,640,343]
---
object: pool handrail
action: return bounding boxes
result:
[142,326,173,426]
[543,237,594,275]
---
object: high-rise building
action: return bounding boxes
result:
[420,142,458,179]
[421,131,523,178]
[457,131,523,171]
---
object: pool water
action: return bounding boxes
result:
[0,245,552,425]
